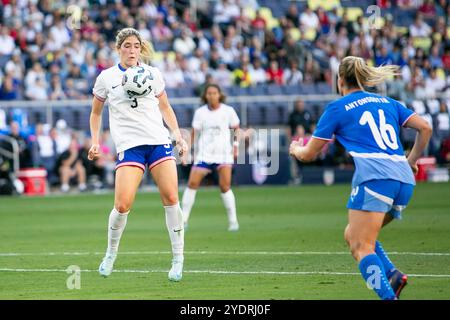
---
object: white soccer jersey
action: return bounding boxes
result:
[192,103,240,164]
[92,63,171,153]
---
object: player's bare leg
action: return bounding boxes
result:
[344,210,396,300]
[99,166,143,277]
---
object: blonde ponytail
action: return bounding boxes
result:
[339,56,399,89]
[140,39,154,64]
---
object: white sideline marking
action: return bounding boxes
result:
[0,268,449,278]
[0,251,450,257]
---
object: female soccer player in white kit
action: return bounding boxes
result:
[88,28,188,281]
[290,56,432,299]
[181,84,240,231]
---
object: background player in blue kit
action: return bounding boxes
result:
[290,56,432,300]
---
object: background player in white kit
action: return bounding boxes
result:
[182,84,240,231]
[87,28,188,281]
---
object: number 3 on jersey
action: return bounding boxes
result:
[359,109,399,150]
[131,98,138,108]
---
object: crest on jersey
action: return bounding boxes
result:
[118,152,124,161]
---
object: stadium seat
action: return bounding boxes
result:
[303,28,317,41]
[288,28,301,41]
[299,83,316,95]
[337,7,363,21]
[427,99,440,115]
[316,82,332,94]
[265,84,282,95]
[413,37,432,51]
[259,7,280,30]
[243,6,256,20]
[175,87,194,97]
[248,85,266,96]
[247,103,265,126]
[283,85,301,95]
[308,0,341,11]
[436,68,446,80]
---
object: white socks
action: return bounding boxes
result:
[181,187,197,224]
[221,189,238,225]
[107,207,129,254]
[164,203,184,259]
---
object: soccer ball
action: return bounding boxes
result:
[121,66,154,98]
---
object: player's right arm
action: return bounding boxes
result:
[88,96,104,161]
[89,72,107,161]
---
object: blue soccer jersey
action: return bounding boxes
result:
[313,91,416,186]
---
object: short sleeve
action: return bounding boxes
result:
[228,107,240,128]
[312,103,339,141]
[192,108,202,131]
[92,72,107,102]
[150,67,166,98]
[393,99,416,127]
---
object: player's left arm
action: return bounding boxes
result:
[289,137,329,162]
[158,91,188,156]
[231,125,240,160]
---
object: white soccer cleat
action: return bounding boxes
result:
[168,256,184,282]
[228,221,239,232]
[98,252,117,277]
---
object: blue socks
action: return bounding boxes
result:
[359,254,396,300]
[375,241,396,279]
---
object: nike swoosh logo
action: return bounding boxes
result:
[173,229,182,233]
[112,84,120,89]
[166,151,172,155]
[110,227,120,230]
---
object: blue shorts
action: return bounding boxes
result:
[347,179,415,219]
[115,144,176,172]
[192,161,232,173]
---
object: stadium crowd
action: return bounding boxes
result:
[1,0,450,191]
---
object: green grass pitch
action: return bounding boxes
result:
[0,183,449,299]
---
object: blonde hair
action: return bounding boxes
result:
[338,56,399,89]
[115,28,154,64]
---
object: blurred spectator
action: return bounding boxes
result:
[24,62,48,100]
[55,119,72,155]
[409,14,432,38]
[213,0,240,30]
[0,25,15,56]
[299,5,320,33]
[425,68,446,98]
[0,73,20,100]
[56,138,87,193]
[151,14,173,43]
[283,60,303,86]
[233,61,252,87]
[248,58,267,85]
[288,99,312,136]
[418,0,436,18]
[173,29,196,56]
[212,62,232,87]
[6,121,32,168]
[266,60,284,85]
[289,124,311,184]
[436,101,450,140]
[35,123,58,184]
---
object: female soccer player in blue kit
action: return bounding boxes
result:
[290,56,432,300]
